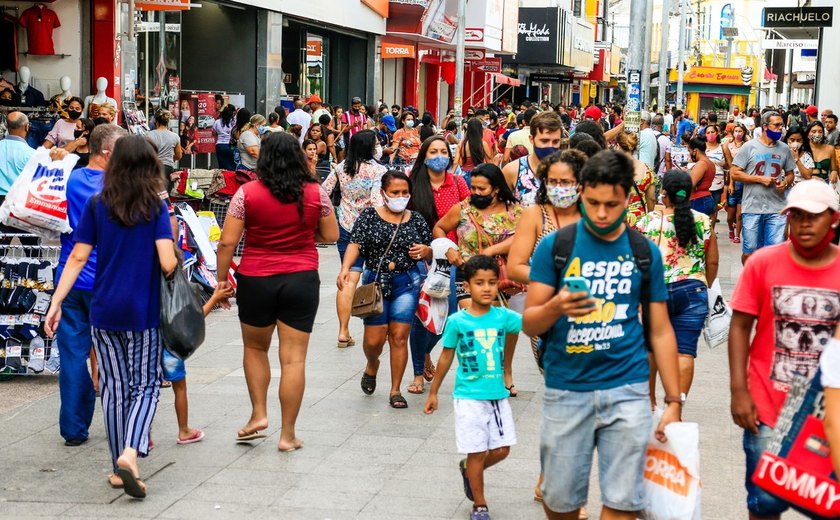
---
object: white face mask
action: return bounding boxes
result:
[374,144,383,161]
[384,193,410,213]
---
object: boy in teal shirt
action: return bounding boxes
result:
[424,255,522,520]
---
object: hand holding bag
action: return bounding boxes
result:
[351,212,405,319]
[160,268,206,360]
[702,278,731,349]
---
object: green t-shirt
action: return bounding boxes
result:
[442,307,522,400]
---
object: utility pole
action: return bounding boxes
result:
[453,0,466,129]
[641,0,654,109]
[624,0,648,132]
[658,0,670,111]
[676,0,687,110]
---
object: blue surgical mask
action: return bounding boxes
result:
[424,156,449,172]
[258,125,268,135]
[534,145,559,160]
[765,128,783,142]
[405,120,415,128]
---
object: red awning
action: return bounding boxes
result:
[493,73,520,87]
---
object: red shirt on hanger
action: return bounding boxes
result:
[19,5,60,55]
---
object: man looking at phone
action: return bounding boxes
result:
[523,150,682,520]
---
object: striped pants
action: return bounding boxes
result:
[92,327,162,471]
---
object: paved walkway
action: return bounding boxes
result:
[0,220,808,519]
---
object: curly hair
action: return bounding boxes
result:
[256,132,316,219]
[101,135,165,226]
[535,149,587,206]
[572,121,607,149]
[463,254,499,281]
[662,170,698,249]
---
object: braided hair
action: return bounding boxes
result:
[662,170,698,249]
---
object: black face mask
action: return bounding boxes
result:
[73,130,86,139]
[68,110,82,120]
[470,194,494,209]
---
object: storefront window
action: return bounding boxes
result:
[265,11,285,111]
[135,10,182,128]
[304,33,328,99]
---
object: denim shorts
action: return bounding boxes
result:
[362,268,421,326]
[690,194,715,216]
[743,425,792,517]
[337,225,364,273]
[741,213,787,255]
[667,279,708,358]
[727,182,744,206]
[161,348,186,382]
[540,382,652,513]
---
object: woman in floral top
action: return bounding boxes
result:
[615,131,654,227]
[634,170,719,403]
[322,130,387,348]
[388,112,421,168]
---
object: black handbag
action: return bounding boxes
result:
[329,172,341,207]
[160,268,206,360]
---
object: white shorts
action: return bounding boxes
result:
[454,398,517,454]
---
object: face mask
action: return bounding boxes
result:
[581,203,627,236]
[534,146,559,160]
[810,135,824,144]
[547,185,579,209]
[68,110,81,120]
[789,214,838,259]
[258,125,267,135]
[481,120,490,128]
[383,194,410,213]
[373,145,383,161]
[765,128,783,142]
[424,155,449,172]
[789,142,801,151]
[73,130,85,139]
[706,133,717,143]
[405,120,415,128]
[470,193,494,209]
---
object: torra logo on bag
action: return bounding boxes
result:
[645,448,693,496]
[26,164,67,219]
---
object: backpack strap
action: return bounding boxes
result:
[626,227,653,351]
[536,223,578,369]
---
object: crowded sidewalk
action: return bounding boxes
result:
[0,238,807,520]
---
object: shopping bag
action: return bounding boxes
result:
[416,289,448,335]
[641,413,702,520]
[160,268,206,360]
[751,369,840,518]
[0,147,77,240]
[423,238,457,298]
[703,278,731,349]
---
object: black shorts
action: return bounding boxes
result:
[235,271,320,331]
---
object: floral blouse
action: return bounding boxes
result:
[350,208,431,273]
[322,160,387,231]
[627,164,654,228]
[634,210,712,285]
[456,201,522,261]
[392,128,421,164]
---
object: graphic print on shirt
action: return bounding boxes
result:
[770,286,840,391]
[562,255,634,355]
[460,328,502,379]
[752,153,785,179]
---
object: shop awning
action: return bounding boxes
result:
[493,73,520,87]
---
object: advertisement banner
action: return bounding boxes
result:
[194,93,216,154]
[178,92,216,155]
[668,66,752,86]
[503,7,559,65]
[421,0,458,44]
[625,69,642,133]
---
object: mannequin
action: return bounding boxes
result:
[49,75,73,114]
[14,66,46,107]
[83,77,117,118]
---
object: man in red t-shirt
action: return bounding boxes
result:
[19,5,60,55]
[729,179,840,519]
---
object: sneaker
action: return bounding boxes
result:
[470,505,491,520]
[459,458,474,501]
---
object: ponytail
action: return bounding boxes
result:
[662,170,698,249]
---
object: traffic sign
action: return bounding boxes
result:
[471,58,502,73]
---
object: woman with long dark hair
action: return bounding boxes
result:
[213,104,237,170]
[216,132,339,449]
[322,130,387,348]
[45,135,179,499]
[230,108,252,166]
[686,136,716,216]
[704,124,726,229]
[723,121,750,243]
[338,170,432,409]
[406,136,469,394]
[783,126,815,185]
[304,123,332,182]
[454,117,493,185]
[634,169,718,406]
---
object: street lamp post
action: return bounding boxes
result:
[453,0,466,129]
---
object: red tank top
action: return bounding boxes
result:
[690,155,716,199]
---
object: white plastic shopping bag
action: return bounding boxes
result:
[422,238,457,298]
[0,147,77,241]
[416,289,448,335]
[641,413,702,520]
[703,278,731,349]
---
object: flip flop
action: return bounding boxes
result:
[115,467,146,499]
[407,382,424,394]
[423,360,436,382]
[236,429,267,442]
[177,429,205,445]
[389,393,408,409]
[107,474,123,489]
[278,441,304,452]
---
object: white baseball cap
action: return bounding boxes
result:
[781,179,840,214]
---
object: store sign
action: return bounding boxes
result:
[471,58,501,73]
[382,41,416,59]
[667,66,749,86]
[135,22,181,33]
[465,28,484,42]
[761,39,819,50]
[136,0,190,11]
[503,7,559,65]
[465,49,486,61]
[762,7,833,28]
[625,68,642,133]
[306,39,322,57]
[529,73,566,83]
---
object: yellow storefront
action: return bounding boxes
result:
[669,66,754,118]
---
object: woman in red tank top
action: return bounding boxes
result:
[687,136,717,217]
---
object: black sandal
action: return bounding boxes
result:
[389,393,408,409]
[361,372,377,395]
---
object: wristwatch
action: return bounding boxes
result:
[664,393,686,405]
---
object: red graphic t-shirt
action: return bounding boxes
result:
[730,243,840,428]
[19,6,60,56]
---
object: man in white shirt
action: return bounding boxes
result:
[662,108,673,134]
[286,99,311,144]
[652,114,672,180]
[638,111,658,172]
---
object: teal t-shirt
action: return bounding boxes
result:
[441,306,522,400]
[529,221,667,392]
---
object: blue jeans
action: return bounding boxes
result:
[409,262,458,376]
[362,268,421,326]
[27,118,55,149]
[741,213,787,255]
[337,226,364,272]
[215,143,236,171]
[666,279,708,358]
[743,425,792,517]
[57,289,96,442]
[540,382,652,513]
[690,194,715,216]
